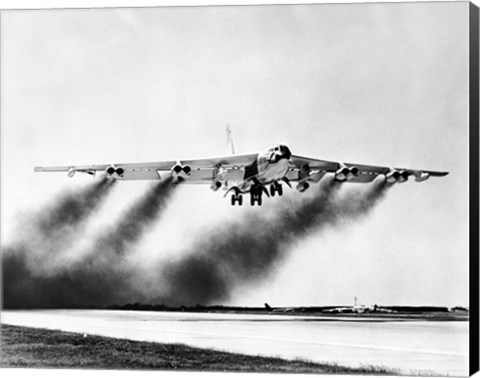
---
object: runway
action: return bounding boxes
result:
[1,310,468,376]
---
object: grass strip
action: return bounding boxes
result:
[0,324,397,374]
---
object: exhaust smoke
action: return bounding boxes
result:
[9,177,115,261]
[34,177,115,238]
[2,175,392,309]
[2,177,176,309]
[3,178,116,308]
[152,178,392,306]
[88,176,175,257]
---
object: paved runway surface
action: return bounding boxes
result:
[1,310,468,376]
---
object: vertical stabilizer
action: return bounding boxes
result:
[226,124,235,155]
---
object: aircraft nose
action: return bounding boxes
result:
[281,145,291,160]
[269,145,291,163]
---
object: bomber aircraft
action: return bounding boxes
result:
[34,142,448,206]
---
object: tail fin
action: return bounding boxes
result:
[226,124,235,155]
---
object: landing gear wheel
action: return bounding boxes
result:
[270,182,283,197]
[231,193,243,206]
[275,182,283,196]
[250,183,266,206]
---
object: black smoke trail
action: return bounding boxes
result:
[2,175,391,309]
[2,178,176,309]
[89,176,175,256]
[2,244,135,308]
[2,178,117,309]
[6,178,116,264]
[152,178,392,306]
[36,177,115,237]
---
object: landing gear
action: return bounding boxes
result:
[250,193,262,206]
[227,182,272,207]
[250,184,266,206]
[231,193,243,206]
[269,182,283,197]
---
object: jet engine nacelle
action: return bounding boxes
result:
[210,167,227,191]
[105,165,125,178]
[415,172,430,182]
[296,181,310,193]
[67,168,76,178]
[211,181,222,191]
[171,163,191,181]
[335,164,359,181]
[385,169,409,183]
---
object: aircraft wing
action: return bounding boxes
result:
[288,155,448,183]
[34,153,259,182]
[34,151,448,184]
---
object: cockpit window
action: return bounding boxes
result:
[267,145,292,160]
[279,145,292,159]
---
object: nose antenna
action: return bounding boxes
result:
[226,124,235,155]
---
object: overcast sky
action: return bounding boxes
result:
[1,1,470,307]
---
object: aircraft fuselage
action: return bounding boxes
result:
[234,144,291,192]
[222,144,292,206]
